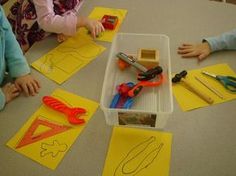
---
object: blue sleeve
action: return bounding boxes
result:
[204,29,236,52]
[1,6,30,78]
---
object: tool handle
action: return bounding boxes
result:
[117,52,148,72]
[42,96,86,125]
[181,78,214,104]
[195,76,224,99]
[42,96,69,114]
[218,76,236,92]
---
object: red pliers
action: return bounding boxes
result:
[42,96,87,125]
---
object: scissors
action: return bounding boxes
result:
[202,71,236,92]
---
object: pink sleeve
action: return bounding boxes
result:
[33,0,77,36]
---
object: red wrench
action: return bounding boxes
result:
[42,96,86,125]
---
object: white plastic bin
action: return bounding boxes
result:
[100,33,173,129]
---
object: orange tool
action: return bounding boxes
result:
[42,96,86,125]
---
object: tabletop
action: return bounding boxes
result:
[1,0,236,176]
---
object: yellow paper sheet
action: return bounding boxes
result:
[31,34,105,84]
[102,127,172,176]
[78,7,127,42]
[172,63,236,111]
[7,89,99,170]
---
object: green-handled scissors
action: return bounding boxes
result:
[202,71,236,92]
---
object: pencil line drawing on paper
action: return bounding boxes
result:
[39,43,103,74]
[39,52,83,75]
[39,54,55,74]
[31,32,106,84]
[113,136,164,176]
[56,43,104,59]
[7,88,100,169]
[15,116,71,149]
[40,140,68,158]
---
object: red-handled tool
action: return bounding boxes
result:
[128,74,164,97]
[42,96,86,125]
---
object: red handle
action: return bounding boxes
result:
[42,96,86,125]
[128,74,164,97]
[42,96,68,113]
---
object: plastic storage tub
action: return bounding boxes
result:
[100,33,173,129]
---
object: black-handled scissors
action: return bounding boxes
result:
[202,71,236,92]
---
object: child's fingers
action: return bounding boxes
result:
[182,43,193,47]
[10,84,20,93]
[91,25,97,38]
[178,45,192,50]
[11,91,20,98]
[96,26,101,36]
[7,83,19,93]
[90,28,96,38]
[6,92,19,103]
[177,49,194,54]
[34,79,41,89]
[21,83,30,96]
[2,83,12,91]
[181,51,199,58]
[27,83,37,96]
[93,25,99,36]
[14,83,22,92]
[98,22,105,32]
[3,83,20,103]
[101,24,105,32]
[96,22,104,35]
[198,53,208,61]
[94,27,98,36]
[180,52,197,58]
[32,80,40,94]
[5,82,12,88]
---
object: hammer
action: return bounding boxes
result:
[172,70,214,104]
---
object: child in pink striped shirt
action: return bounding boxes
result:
[7,0,104,53]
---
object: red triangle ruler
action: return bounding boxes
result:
[16,117,71,149]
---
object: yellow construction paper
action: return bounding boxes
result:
[78,7,127,42]
[7,89,99,170]
[31,34,105,84]
[172,63,236,111]
[102,127,172,176]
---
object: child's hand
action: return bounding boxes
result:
[84,18,105,38]
[177,42,211,61]
[2,83,20,103]
[57,33,68,43]
[14,74,40,96]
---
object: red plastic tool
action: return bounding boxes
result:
[42,96,86,125]
[101,15,118,30]
[128,74,164,97]
[16,117,71,149]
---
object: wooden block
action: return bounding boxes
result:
[137,48,159,68]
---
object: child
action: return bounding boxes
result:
[0,6,40,110]
[7,0,105,52]
[178,29,236,61]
